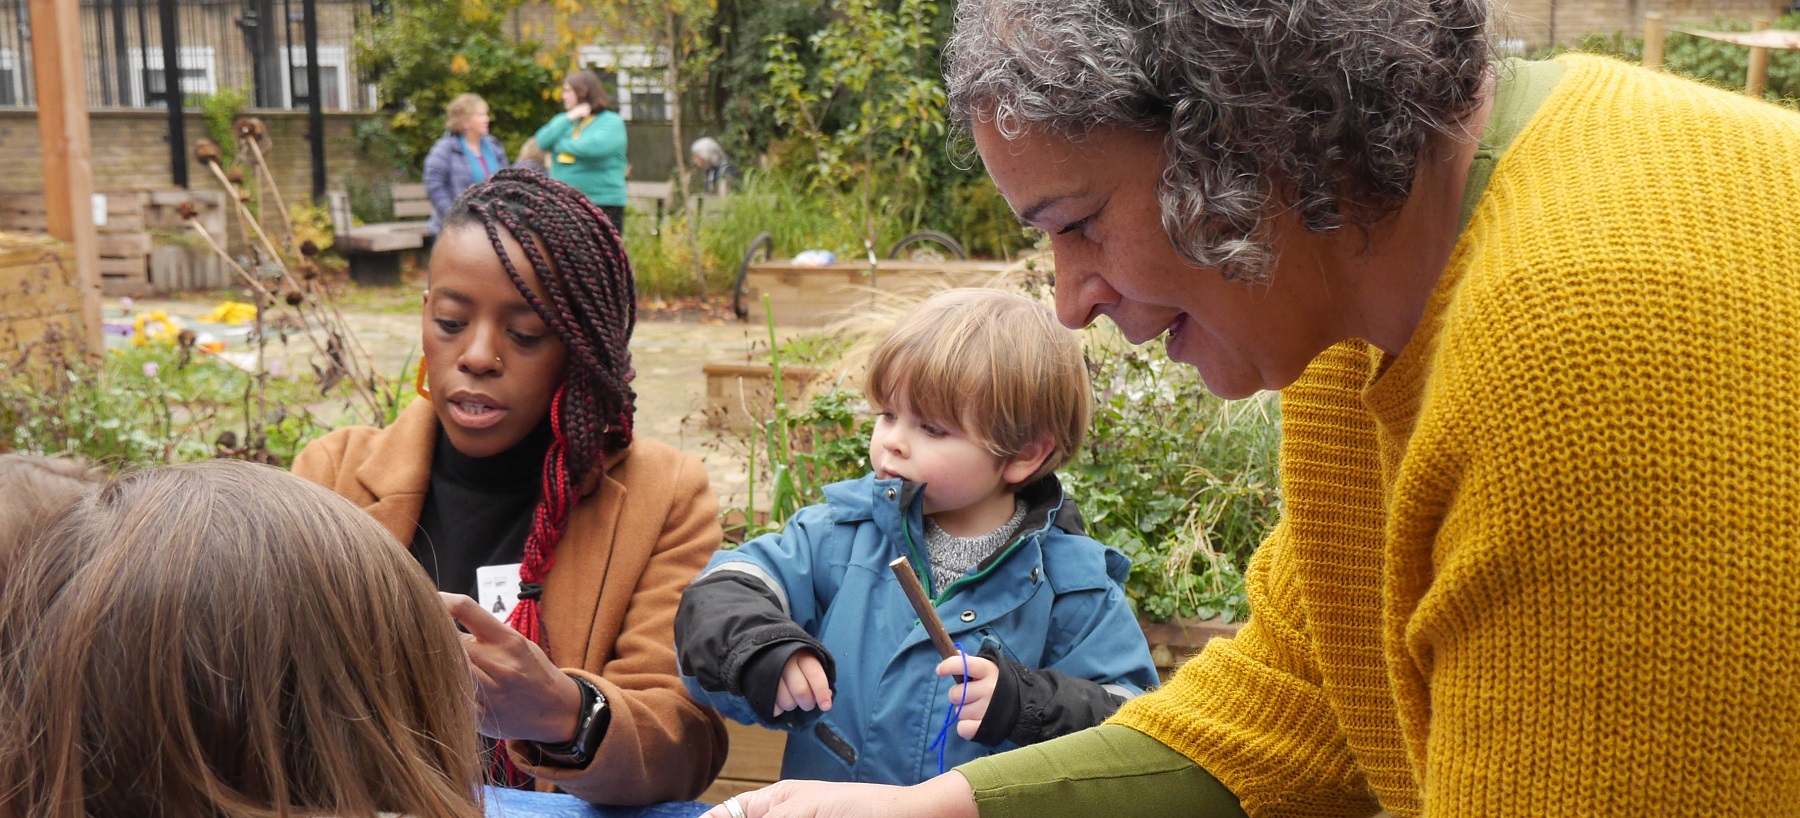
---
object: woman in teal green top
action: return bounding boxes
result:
[534,70,628,231]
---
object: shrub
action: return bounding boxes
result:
[354,0,561,171]
[0,345,339,468]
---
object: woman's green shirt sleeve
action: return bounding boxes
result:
[957,724,1247,818]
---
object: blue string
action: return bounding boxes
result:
[930,641,970,775]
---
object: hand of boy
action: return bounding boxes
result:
[775,649,834,717]
[936,654,1001,740]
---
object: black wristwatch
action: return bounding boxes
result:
[532,674,611,768]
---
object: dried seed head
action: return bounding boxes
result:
[298,260,321,280]
[234,117,268,140]
[284,288,304,306]
[194,139,222,165]
[299,240,319,257]
[225,167,245,184]
[176,202,199,220]
[238,190,252,203]
[176,328,196,348]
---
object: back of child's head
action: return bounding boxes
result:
[0,459,481,818]
[864,287,1091,485]
[0,454,104,576]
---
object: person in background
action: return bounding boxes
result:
[689,137,738,196]
[516,136,549,175]
[0,460,483,818]
[295,169,727,806]
[424,93,510,239]
[534,70,629,231]
[677,288,1157,786]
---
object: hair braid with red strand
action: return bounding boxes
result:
[442,168,636,650]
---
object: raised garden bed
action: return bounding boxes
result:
[701,360,826,431]
[742,259,1016,327]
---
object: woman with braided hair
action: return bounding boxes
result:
[295,168,728,806]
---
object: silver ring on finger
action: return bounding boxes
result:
[722,796,747,818]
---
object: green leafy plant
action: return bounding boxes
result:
[0,345,333,468]
[355,0,561,171]
[732,295,872,540]
[200,87,251,168]
[764,0,948,262]
[1062,329,1280,623]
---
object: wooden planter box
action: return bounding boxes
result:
[0,189,228,296]
[743,259,1016,327]
[702,360,826,431]
[0,234,84,374]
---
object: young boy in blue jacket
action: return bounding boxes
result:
[675,288,1158,785]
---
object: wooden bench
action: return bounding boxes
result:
[326,183,433,286]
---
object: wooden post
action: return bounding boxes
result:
[28,0,103,357]
[1643,12,1665,72]
[1746,17,1772,98]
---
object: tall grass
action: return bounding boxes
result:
[623,170,945,302]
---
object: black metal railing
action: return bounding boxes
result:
[0,0,377,111]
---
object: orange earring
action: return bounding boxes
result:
[415,355,430,399]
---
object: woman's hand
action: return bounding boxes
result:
[936,655,1000,740]
[441,592,584,744]
[774,649,834,718]
[567,102,593,121]
[704,771,978,818]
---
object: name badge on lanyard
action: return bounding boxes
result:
[476,562,524,617]
[557,115,594,166]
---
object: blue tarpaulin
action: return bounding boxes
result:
[483,787,712,818]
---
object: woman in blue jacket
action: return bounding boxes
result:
[422,93,509,238]
[534,70,629,231]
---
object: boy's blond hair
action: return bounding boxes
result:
[864,287,1090,485]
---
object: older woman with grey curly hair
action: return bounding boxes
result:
[704,0,1800,815]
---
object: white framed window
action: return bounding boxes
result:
[128,46,217,107]
[0,49,22,107]
[279,46,353,111]
[579,44,669,121]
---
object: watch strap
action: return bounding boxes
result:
[531,674,610,768]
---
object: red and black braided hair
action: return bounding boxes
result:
[442,168,636,648]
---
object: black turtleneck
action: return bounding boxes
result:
[411,419,553,598]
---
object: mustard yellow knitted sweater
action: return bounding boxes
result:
[1111,55,1800,817]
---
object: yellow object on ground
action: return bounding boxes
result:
[201,301,258,325]
[130,311,181,347]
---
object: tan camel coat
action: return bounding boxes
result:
[294,399,728,805]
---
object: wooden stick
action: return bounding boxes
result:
[1643,12,1665,71]
[1747,18,1771,98]
[889,556,957,659]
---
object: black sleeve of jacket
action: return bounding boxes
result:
[675,571,836,723]
[970,644,1128,748]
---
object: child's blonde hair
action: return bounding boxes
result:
[0,460,482,818]
[864,287,1090,485]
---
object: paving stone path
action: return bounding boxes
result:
[117,296,791,511]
